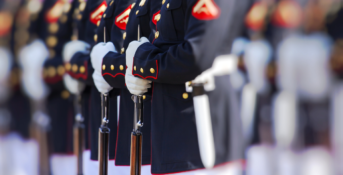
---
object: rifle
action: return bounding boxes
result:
[98,27,110,175]
[73,95,85,175]
[130,25,144,175]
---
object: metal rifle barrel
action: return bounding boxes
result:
[73,94,85,175]
[130,95,143,175]
[99,93,110,175]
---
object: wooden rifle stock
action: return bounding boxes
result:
[130,132,142,175]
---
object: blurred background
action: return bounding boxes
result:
[0,0,343,175]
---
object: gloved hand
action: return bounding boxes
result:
[92,71,112,94]
[125,37,151,95]
[126,37,149,73]
[19,39,49,101]
[63,40,90,63]
[63,74,85,95]
[90,42,116,73]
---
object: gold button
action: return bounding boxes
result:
[120,65,124,71]
[182,93,189,99]
[110,0,114,6]
[123,32,126,39]
[132,2,136,8]
[64,3,71,12]
[65,63,71,71]
[60,15,67,23]
[97,21,100,27]
[49,49,55,58]
[139,0,146,6]
[61,90,70,99]
[48,66,56,77]
[102,64,106,70]
[71,35,78,40]
[143,95,146,100]
[77,14,82,20]
[111,65,114,70]
[46,36,58,48]
[121,47,125,54]
[94,34,98,42]
[103,13,106,18]
[150,68,155,73]
[79,2,86,11]
[134,66,136,71]
[140,68,144,73]
[156,14,161,22]
[136,10,139,15]
[80,66,85,73]
[72,64,78,72]
[57,65,65,75]
[49,23,59,34]
[167,3,169,8]
[162,0,165,5]
[155,31,159,39]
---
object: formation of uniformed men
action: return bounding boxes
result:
[0,0,343,174]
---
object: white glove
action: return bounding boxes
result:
[187,54,238,92]
[19,39,49,101]
[0,47,12,82]
[125,37,150,95]
[92,71,112,94]
[63,74,85,95]
[126,37,149,74]
[63,40,90,63]
[90,42,116,73]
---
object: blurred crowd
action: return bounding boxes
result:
[0,0,343,175]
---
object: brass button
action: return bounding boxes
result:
[94,34,98,42]
[71,35,78,40]
[111,65,114,70]
[110,0,114,6]
[77,14,82,20]
[121,47,125,54]
[102,64,106,70]
[79,2,86,11]
[140,68,144,73]
[60,15,67,23]
[79,66,85,73]
[49,49,55,58]
[57,65,65,75]
[156,14,161,22]
[72,64,78,72]
[97,21,100,27]
[162,0,165,5]
[123,32,126,40]
[167,3,169,8]
[48,66,56,77]
[155,31,159,39]
[61,90,70,99]
[132,2,136,8]
[65,63,71,71]
[182,93,188,99]
[150,68,155,73]
[46,36,57,48]
[134,66,136,71]
[139,0,146,6]
[136,10,139,15]
[49,23,59,34]
[103,13,106,18]
[120,65,124,71]
[143,95,146,100]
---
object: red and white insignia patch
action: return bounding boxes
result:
[152,10,161,25]
[115,4,133,30]
[90,1,107,25]
[46,0,64,23]
[192,0,220,20]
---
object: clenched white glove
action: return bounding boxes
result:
[125,37,151,95]
[90,42,116,73]
[63,74,85,95]
[92,71,112,94]
[63,40,90,63]
[19,39,49,101]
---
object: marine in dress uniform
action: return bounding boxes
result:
[125,0,249,174]
[92,0,161,173]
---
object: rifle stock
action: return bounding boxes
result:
[74,120,85,175]
[130,132,142,175]
[98,93,110,175]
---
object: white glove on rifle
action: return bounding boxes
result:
[63,74,85,95]
[90,42,116,73]
[92,71,112,94]
[63,40,90,63]
[125,37,151,95]
[19,39,49,101]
